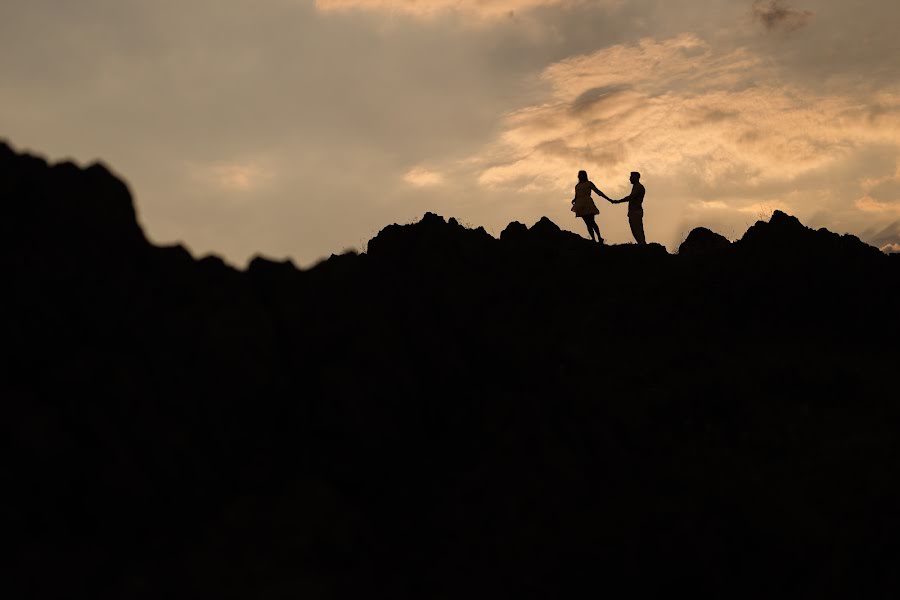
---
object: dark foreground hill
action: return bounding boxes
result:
[3,141,900,598]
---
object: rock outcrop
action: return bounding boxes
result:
[678,226,731,256]
[3,141,900,599]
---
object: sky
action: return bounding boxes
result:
[1,0,899,264]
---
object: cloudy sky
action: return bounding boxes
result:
[2,0,899,264]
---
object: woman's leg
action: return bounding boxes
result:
[582,216,596,241]
[587,215,602,243]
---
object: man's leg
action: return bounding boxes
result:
[629,211,646,245]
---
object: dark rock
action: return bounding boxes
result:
[739,209,808,248]
[738,210,882,261]
[419,211,446,228]
[678,227,731,256]
[529,215,562,237]
[500,221,528,241]
[769,209,805,230]
[365,212,496,279]
[3,140,900,599]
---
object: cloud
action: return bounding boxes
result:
[862,219,900,249]
[691,200,730,210]
[881,243,900,254]
[752,1,814,32]
[202,162,274,192]
[404,166,444,187]
[315,0,568,20]
[856,161,900,213]
[472,35,900,192]
[863,165,900,203]
[855,196,900,214]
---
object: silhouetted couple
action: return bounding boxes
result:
[570,170,646,244]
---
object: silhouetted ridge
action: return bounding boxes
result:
[499,220,527,241]
[367,212,495,264]
[0,141,147,260]
[529,215,562,237]
[738,209,882,260]
[499,216,595,251]
[678,226,731,256]
[3,140,900,599]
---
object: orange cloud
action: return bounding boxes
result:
[855,196,900,214]
[403,166,444,187]
[194,162,275,192]
[469,35,900,197]
[856,161,900,213]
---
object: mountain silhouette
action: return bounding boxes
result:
[3,140,900,598]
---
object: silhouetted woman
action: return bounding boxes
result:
[571,170,610,243]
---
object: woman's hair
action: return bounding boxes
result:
[578,170,588,182]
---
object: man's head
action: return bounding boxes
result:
[630,171,641,184]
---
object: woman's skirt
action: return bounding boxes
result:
[572,196,599,218]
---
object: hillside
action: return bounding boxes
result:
[3,141,900,598]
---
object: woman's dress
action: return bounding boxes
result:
[571,180,599,217]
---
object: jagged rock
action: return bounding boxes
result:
[420,211,446,228]
[2,140,900,599]
[769,209,805,230]
[737,209,882,262]
[678,227,731,256]
[529,215,562,236]
[738,209,808,249]
[0,143,145,253]
[500,221,528,242]
[365,212,495,271]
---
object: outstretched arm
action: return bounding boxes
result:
[590,182,611,201]
[611,187,635,204]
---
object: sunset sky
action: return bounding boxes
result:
[2,0,899,264]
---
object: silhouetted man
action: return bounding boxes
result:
[610,172,646,245]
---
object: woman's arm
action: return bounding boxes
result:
[590,182,611,201]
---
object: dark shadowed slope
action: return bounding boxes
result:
[3,141,900,599]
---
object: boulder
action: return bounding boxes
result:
[500,221,528,242]
[529,216,562,238]
[678,227,731,256]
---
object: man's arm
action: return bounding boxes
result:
[612,185,636,204]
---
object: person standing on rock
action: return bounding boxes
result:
[609,171,646,245]
[571,170,611,243]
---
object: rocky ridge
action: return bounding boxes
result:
[3,141,900,598]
